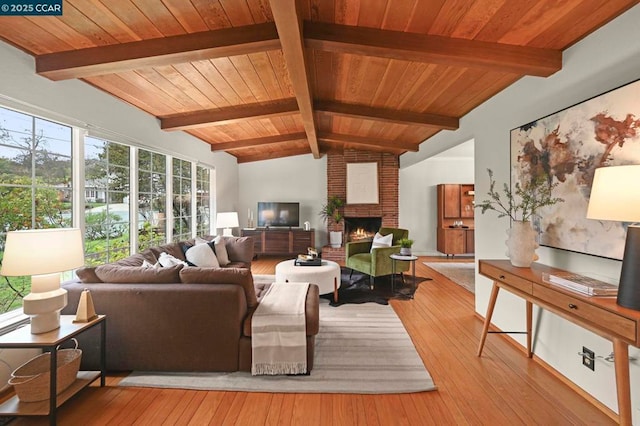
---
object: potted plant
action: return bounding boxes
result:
[398,238,414,256]
[320,196,345,248]
[476,169,563,267]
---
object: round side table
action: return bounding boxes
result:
[389,254,419,297]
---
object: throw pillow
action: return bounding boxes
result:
[213,236,230,266]
[179,267,258,308]
[95,264,183,283]
[76,267,102,283]
[370,232,393,252]
[158,252,188,267]
[142,259,162,269]
[185,243,220,267]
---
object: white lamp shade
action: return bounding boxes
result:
[587,165,640,222]
[216,212,239,229]
[1,228,85,277]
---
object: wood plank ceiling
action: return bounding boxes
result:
[0,0,636,163]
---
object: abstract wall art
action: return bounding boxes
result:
[511,79,640,260]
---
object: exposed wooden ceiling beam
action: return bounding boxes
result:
[210,132,308,151]
[36,23,281,80]
[318,132,418,152]
[304,21,562,77]
[315,100,459,130]
[236,147,313,163]
[161,99,299,131]
[269,0,320,159]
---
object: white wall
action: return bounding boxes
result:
[401,4,640,419]
[400,154,474,255]
[238,155,327,249]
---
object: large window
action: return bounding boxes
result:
[172,158,192,242]
[196,166,210,236]
[0,105,214,316]
[84,137,131,265]
[0,107,73,314]
[138,149,167,251]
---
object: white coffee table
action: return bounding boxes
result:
[275,259,341,301]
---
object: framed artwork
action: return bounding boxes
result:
[511,79,640,260]
[346,162,379,204]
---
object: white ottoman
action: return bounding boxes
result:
[275,259,341,301]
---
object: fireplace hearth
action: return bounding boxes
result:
[345,217,382,242]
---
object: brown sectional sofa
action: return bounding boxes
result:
[61,236,319,373]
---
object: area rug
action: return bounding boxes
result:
[424,262,475,293]
[118,300,436,394]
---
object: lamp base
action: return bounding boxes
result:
[222,228,233,237]
[30,311,62,334]
[617,225,640,311]
[23,288,67,334]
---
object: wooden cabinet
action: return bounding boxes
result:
[437,184,475,256]
[241,228,315,257]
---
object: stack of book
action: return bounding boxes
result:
[544,272,618,296]
[295,254,321,266]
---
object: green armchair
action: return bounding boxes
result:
[345,227,410,287]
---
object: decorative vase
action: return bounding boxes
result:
[505,221,539,267]
[329,231,343,248]
[400,247,411,256]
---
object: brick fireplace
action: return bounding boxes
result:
[322,150,399,263]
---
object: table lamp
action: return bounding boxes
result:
[216,212,239,237]
[0,228,85,333]
[586,165,640,311]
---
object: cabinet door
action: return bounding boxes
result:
[292,230,313,254]
[264,231,289,253]
[465,230,475,254]
[444,229,466,254]
[460,185,475,218]
[443,184,461,218]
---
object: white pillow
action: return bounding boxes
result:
[158,252,188,267]
[185,243,220,267]
[370,232,393,252]
[141,259,161,269]
[213,236,230,266]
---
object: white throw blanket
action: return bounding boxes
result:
[251,282,309,375]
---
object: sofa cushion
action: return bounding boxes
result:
[146,243,186,263]
[76,267,102,283]
[179,267,258,308]
[185,242,220,267]
[114,253,147,267]
[95,264,184,283]
[213,236,230,266]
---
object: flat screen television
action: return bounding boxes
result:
[257,202,300,227]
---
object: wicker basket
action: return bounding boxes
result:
[8,339,82,402]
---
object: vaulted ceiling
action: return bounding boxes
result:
[0,1,636,163]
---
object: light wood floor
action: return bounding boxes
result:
[10,256,614,425]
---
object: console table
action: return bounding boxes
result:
[477,260,640,425]
[241,228,314,257]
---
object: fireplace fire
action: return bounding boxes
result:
[345,217,382,242]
